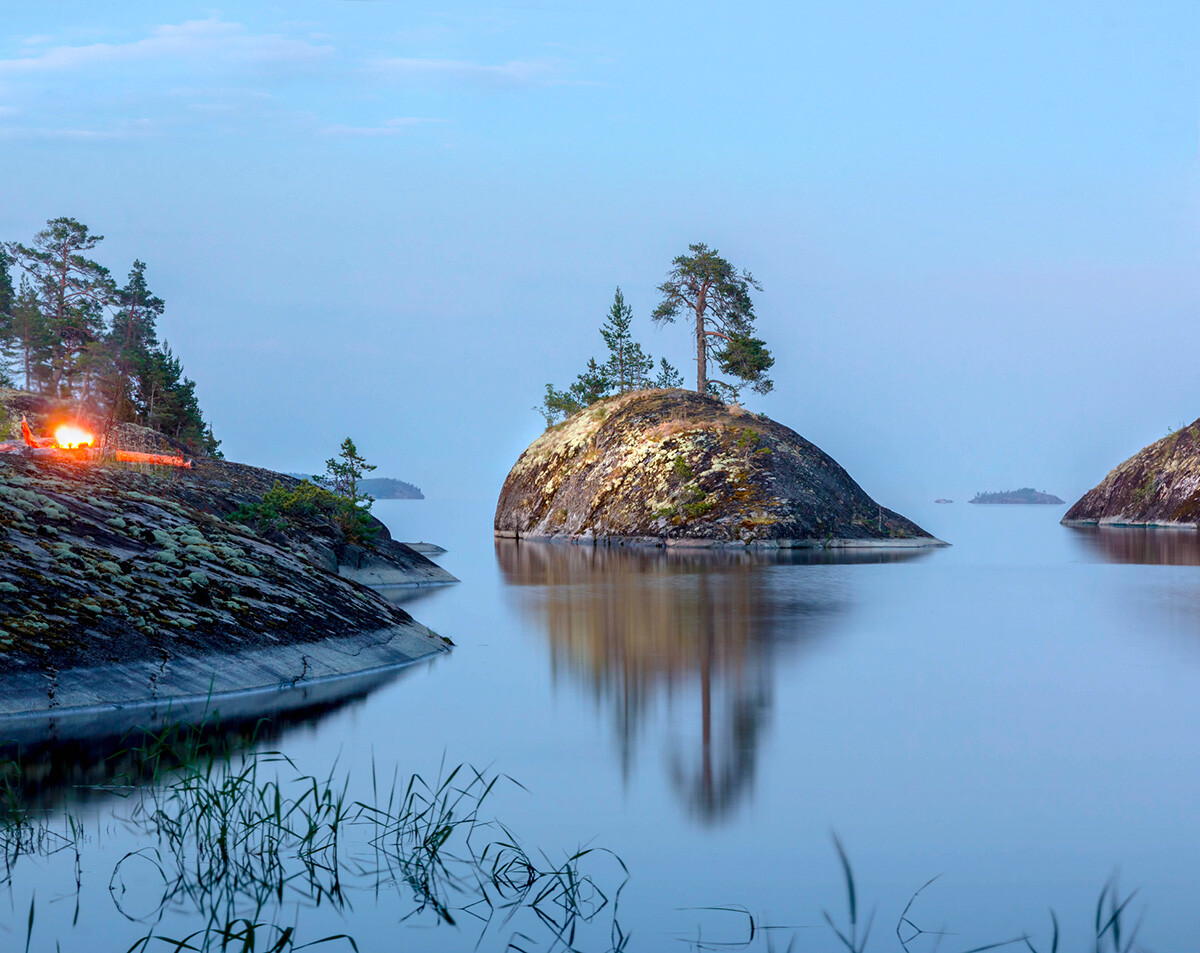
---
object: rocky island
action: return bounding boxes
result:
[1063,420,1200,526]
[969,488,1065,505]
[0,395,455,727]
[495,389,942,548]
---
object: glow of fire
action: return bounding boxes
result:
[54,425,94,449]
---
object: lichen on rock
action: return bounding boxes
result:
[0,453,455,675]
[495,389,939,547]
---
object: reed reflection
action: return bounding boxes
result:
[497,541,925,823]
[1066,526,1200,565]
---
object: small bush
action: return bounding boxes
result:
[231,481,341,532]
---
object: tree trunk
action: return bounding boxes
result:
[694,284,708,393]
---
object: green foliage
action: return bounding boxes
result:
[715,332,775,397]
[652,242,774,397]
[537,383,584,426]
[734,427,759,449]
[672,456,695,480]
[3,219,220,456]
[538,286,669,426]
[654,356,684,388]
[321,437,380,544]
[599,287,654,392]
[230,480,341,530]
[5,217,113,398]
[232,439,380,544]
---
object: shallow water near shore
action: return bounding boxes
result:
[4,498,1200,950]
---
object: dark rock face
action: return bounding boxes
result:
[1064,421,1200,526]
[495,389,938,546]
[0,454,454,675]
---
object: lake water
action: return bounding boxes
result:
[5,498,1200,951]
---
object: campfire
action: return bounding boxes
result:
[0,415,192,468]
[53,425,95,450]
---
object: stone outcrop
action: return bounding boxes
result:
[495,389,941,547]
[0,452,455,677]
[1063,420,1200,526]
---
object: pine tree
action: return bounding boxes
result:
[322,437,378,543]
[652,243,774,397]
[0,247,13,322]
[0,249,17,386]
[10,278,49,391]
[654,357,684,388]
[6,218,115,397]
[143,343,221,456]
[103,260,163,424]
[599,287,654,393]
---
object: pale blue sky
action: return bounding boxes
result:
[1,2,1197,515]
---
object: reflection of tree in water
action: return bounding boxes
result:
[1066,525,1200,566]
[497,541,926,823]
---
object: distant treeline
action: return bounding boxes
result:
[287,474,423,499]
[970,488,1065,505]
[0,217,219,455]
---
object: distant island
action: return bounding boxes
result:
[970,488,1065,505]
[287,474,423,499]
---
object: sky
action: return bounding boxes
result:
[1,1,1197,515]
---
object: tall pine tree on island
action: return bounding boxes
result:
[102,260,164,425]
[6,217,115,399]
[653,243,774,399]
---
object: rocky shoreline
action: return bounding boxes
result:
[0,450,455,712]
[1063,419,1200,527]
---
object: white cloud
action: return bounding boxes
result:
[0,18,332,76]
[320,117,446,137]
[371,56,562,87]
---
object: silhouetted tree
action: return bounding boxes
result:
[101,260,163,424]
[6,217,115,397]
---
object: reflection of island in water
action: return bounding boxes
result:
[1066,525,1200,566]
[497,541,926,823]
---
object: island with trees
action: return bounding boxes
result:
[0,217,455,717]
[503,244,941,548]
[969,489,1066,505]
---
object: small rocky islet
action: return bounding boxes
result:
[495,388,941,547]
[1065,419,1200,526]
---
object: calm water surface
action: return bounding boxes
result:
[5,499,1200,950]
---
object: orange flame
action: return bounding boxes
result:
[54,425,94,449]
